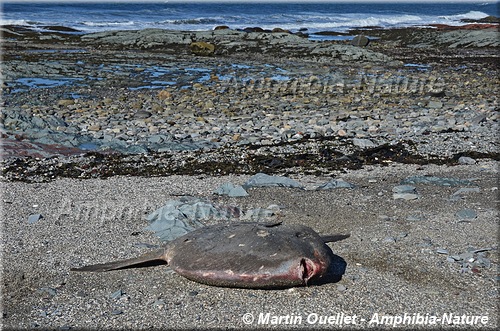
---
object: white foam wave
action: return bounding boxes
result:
[0,19,36,26]
[2,8,494,34]
[439,10,490,21]
[81,21,137,27]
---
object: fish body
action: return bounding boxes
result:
[71,222,349,289]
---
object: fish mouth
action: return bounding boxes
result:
[300,258,318,285]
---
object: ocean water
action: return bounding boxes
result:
[1,1,498,34]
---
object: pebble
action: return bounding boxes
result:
[316,179,356,190]
[28,214,42,224]
[392,186,418,200]
[352,138,376,148]
[406,214,425,221]
[392,185,416,194]
[153,299,166,308]
[452,187,480,196]
[427,100,443,109]
[458,156,476,164]
[382,236,396,243]
[336,284,347,291]
[111,289,125,299]
[436,248,449,254]
[444,247,494,273]
[455,208,477,220]
[393,193,419,200]
[214,182,249,197]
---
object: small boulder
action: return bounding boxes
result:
[272,28,291,33]
[57,99,75,107]
[351,35,370,47]
[243,27,267,33]
[190,41,216,56]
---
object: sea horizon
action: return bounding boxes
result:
[1,1,498,35]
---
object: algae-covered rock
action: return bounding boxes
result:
[190,41,216,56]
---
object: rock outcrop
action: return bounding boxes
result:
[81,28,395,64]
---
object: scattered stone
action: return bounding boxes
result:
[392,185,419,200]
[445,247,494,273]
[134,110,152,119]
[397,232,408,240]
[157,90,172,100]
[243,173,304,189]
[392,185,416,194]
[87,125,101,132]
[79,142,99,151]
[382,236,396,243]
[316,179,355,190]
[240,205,280,221]
[57,99,75,107]
[1,26,499,183]
[153,299,166,308]
[436,248,449,254]
[451,187,480,196]
[28,214,42,224]
[352,138,376,148]
[38,287,57,297]
[393,193,420,200]
[111,289,125,299]
[406,214,426,221]
[378,215,392,221]
[336,284,347,291]
[401,176,475,187]
[458,156,476,165]
[471,114,487,125]
[214,182,249,197]
[427,100,443,109]
[455,208,477,220]
[351,35,370,47]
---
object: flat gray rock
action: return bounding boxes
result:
[214,182,249,197]
[316,179,355,190]
[28,214,42,224]
[243,173,304,189]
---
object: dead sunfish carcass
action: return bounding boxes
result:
[71,222,349,289]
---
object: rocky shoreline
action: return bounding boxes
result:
[1,24,499,182]
[1,23,499,330]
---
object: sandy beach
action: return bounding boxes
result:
[2,161,498,329]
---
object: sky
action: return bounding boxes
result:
[1,0,496,3]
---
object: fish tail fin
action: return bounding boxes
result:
[70,249,166,272]
[322,234,350,243]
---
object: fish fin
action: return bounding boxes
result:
[70,249,167,272]
[322,234,350,243]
